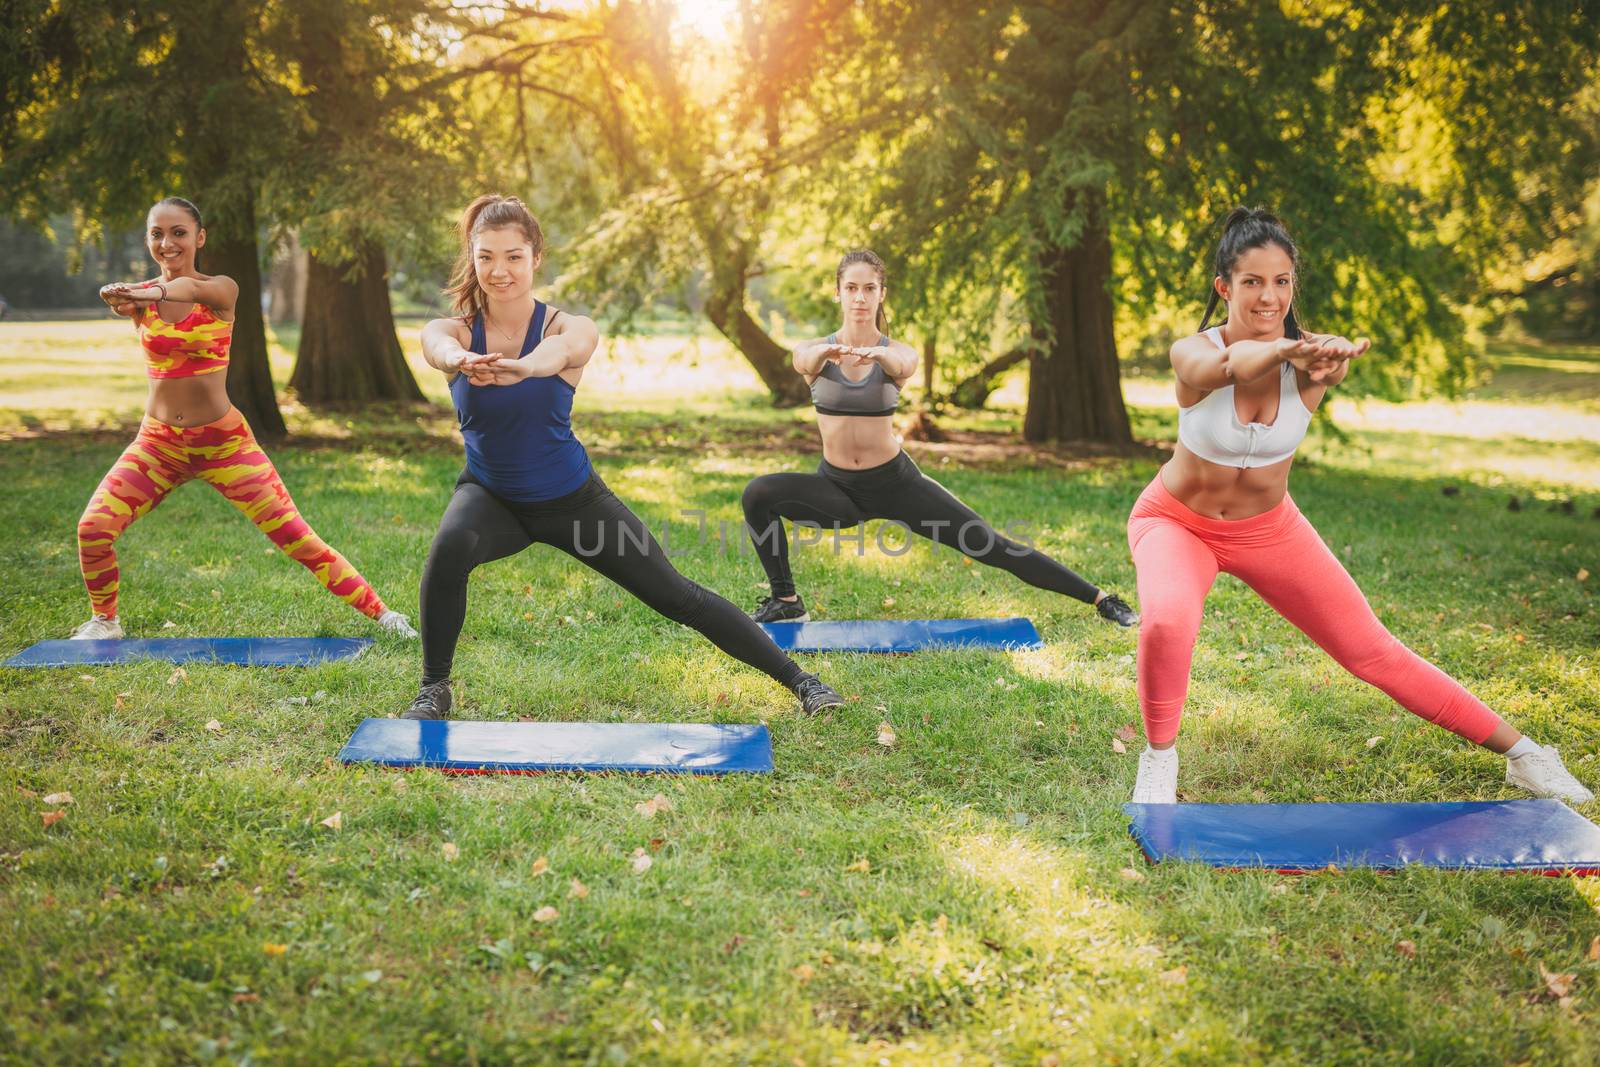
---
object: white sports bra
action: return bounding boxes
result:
[1176,327,1314,469]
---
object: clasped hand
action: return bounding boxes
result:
[455,350,531,386]
[1277,334,1370,383]
[820,343,888,368]
[99,282,155,318]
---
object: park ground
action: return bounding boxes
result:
[1,320,1599,1064]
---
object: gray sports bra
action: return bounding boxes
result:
[810,333,900,417]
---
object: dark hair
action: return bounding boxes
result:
[151,196,202,229]
[836,249,889,333]
[446,194,546,320]
[1199,207,1302,338]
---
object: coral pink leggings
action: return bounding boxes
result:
[1128,474,1502,747]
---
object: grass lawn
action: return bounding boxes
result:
[2,320,1599,1064]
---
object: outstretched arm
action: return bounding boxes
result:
[793,339,849,378]
[101,274,239,318]
[848,339,918,384]
[421,317,485,375]
[460,311,599,385]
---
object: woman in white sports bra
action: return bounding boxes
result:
[1127,207,1591,805]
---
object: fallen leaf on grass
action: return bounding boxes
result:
[1579,568,1590,582]
[262,943,288,956]
[204,720,223,734]
[531,855,550,877]
[792,963,815,983]
[441,842,459,861]
[167,667,187,686]
[634,793,674,818]
[41,810,66,828]
[1588,936,1600,962]
[162,620,178,629]
[1119,867,1146,883]
[1394,940,1417,959]
[1539,963,1575,999]
[1115,724,1138,743]
[1365,735,1384,749]
[319,812,342,831]
[876,722,897,748]
[722,934,745,954]
[1159,966,1187,985]
[881,596,896,609]
[844,858,871,873]
[114,692,130,711]
[1111,738,1127,754]
[568,878,589,900]
[78,674,95,684]
[630,848,653,874]
[41,792,73,806]
[16,786,38,798]
[232,992,260,1004]
[532,906,559,923]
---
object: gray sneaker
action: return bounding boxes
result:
[402,680,453,721]
[795,673,844,715]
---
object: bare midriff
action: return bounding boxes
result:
[1159,443,1293,520]
[817,413,901,469]
[145,373,232,427]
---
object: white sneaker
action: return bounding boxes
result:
[70,615,123,640]
[1132,746,1179,804]
[1506,745,1594,804]
[377,610,418,639]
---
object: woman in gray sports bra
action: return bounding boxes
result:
[741,249,1137,627]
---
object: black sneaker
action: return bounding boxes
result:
[794,673,844,715]
[402,680,453,720]
[752,594,809,624]
[1096,593,1139,628]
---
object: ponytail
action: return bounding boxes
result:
[1197,206,1303,338]
[444,194,545,321]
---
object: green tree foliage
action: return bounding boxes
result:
[852,0,1600,440]
[513,0,906,406]
[2,0,294,435]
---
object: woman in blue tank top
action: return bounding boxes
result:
[402,195,844,720]
[741,249,1138,628]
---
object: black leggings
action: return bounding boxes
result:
[421,470,808,689]
[741,451,1100,603]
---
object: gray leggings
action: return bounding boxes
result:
[740,450,1100,603]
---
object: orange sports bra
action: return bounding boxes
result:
[137,303,231,379]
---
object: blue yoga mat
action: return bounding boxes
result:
[3,637,373,668]
[760,617,1042,653]
[1125,800,1600,873]
[338,718,774,775]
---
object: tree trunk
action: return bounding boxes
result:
[1023,201,1132,444]
[921,326,937,398]
[205,229,286,440]
[268,232,307,326]
[703,266,809,406]
[179,9,284,439]
[288,242,425,406]
[950,347,1029,409]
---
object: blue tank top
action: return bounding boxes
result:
[449,303,592,502]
